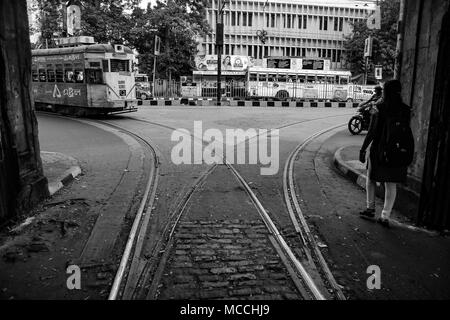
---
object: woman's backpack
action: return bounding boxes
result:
[377,104,415,168]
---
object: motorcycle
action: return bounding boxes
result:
[348,102,373,135]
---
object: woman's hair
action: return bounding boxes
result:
[383,79,402,110]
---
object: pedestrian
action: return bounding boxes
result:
[358,79,414,227]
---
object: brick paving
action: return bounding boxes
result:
[155,219,301,300]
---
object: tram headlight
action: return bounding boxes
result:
[119,90,126,96]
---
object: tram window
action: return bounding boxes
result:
[249,73,257,81]
[65,70,75,83]
[327,76,335,84]
[38,69,46,82]
[278,74,287,82]
[298,75,306,83]
[102,60,109,72]
[75,70,84,83]
[268,74,276,82]
[47,70,56,82]
[288,74,296,82]
[56,65,64,82]
[306,76,316,83]
[89,62,101,68]
[259,73,267,82]
[110,59,130,72]
[340,77,349,85]
[317,76,325,83]
[86,69,103,84]
[32,68,39,82]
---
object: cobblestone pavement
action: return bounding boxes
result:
[150,166,302,300]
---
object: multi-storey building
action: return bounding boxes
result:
[198,0,376,70]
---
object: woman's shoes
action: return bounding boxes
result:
[377,217,390,228]
[359,208,375,218]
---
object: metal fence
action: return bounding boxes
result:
[146,80,375,102]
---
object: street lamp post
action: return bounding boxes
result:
[216,0,227,106]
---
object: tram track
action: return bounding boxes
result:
[109,114,351,300]
[283,123,347,300]
[37,110,351,300]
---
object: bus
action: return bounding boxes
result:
[246,57,353,101]
[32,43,138,115]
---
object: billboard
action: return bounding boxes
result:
[195,55,255,71]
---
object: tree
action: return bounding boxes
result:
[130,0,211,79]
[343,0,400,81]
[34,0,64,48]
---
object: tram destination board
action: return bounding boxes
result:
[267,58,291,69]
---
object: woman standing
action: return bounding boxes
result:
[359,80,413,227]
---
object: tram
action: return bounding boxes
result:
[32,42,138,115]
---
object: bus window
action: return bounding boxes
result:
[249,73,257,81]
[278,74,287,82]
[32,67,39,82]
[259,73,267,82]
[298,75,306,83]
[38,69,46,82]
[306,76,316,83]
[56,64,64,82]
[288,74,296,82]
[102,60,109,72]
[110,59,130,72]
[268,74,276,82]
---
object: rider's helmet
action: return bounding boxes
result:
[374,85,382,94]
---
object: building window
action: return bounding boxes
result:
[236,12,240,26]
[243,12,247,26]
[298,15,302,29]
[248,12,253,26]
[231,11,236,26]
[339,17,343,31]
[334,17,338,31]
[324,16,328,30]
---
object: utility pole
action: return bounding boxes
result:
[394,0,405,79]
[216,0,225,106]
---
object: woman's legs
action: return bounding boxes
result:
[381,182,397,219]
[366,175,376,210]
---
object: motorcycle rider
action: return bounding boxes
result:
[359,85,383,112]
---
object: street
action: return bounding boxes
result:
[1,105,448,300]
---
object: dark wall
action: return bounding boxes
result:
[0,0,48,221]
[400,0,450,182]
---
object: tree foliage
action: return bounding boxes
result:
[30,0,210,79]
[343,0,400,81]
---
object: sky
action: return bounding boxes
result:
[140,0,157,9]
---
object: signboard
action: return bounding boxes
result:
[375,66,383,80]
[67,5,81,36]
[364,36,373,57]
[195,55,255,71]
[154,35,161,56]
[302,59,324,70]
[367,5,381,30]
[267,58,291,69]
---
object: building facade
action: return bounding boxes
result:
[198,0,376,70]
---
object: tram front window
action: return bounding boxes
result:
[110,59,130,72]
